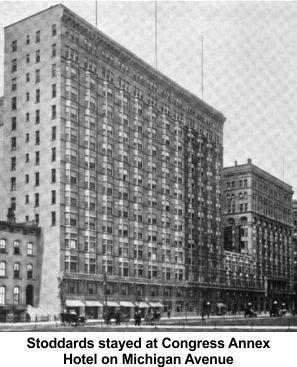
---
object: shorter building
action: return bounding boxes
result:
[0,208,43,322]
[292,200,297,308]
[222,159,294,312]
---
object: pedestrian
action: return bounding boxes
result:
[167,308,171,318]
[137,310,142,326]
[134,309,138,326]
[115,310,121,325]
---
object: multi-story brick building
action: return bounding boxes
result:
[222,159,294,312]
[292,200,297,308]
[0,4,225,318]
[0,209,42,322]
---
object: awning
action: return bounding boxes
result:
[66,300,85,307]
[105,301,120,307]
[120,301,135,307]
[85,300,103,307]
[149,302,164,308]
[217,303,226,308]
[135,302,150,308]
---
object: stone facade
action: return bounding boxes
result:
[222,159,294,312]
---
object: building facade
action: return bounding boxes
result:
[0,209,42,322]
[292,200,297,308]
[222,159,294,312]
[0,5,225,317]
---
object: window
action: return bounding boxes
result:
[52,83,56,98]
[26,113,30,122]
[25,174,29,184]
[26,54,30,64]
[13,287,20,305]
[26,35,30,44]
[11,157,16,171]
[35,172,39,186]
[52,105,56,119]
[35,130,40,144]
[0,262,6,277]
[25,153,29,163]
[51,211,56,226]
[11,177,16,191]
[11,77,17,91]
[51,168,56,183]
[35,49,40,62]
[52,43,56,57]
[35,89,40,103]
[0,239,7,253]
[11,96,17,110]
[13,263,20,278]
[52,24,57,36]
[25,194,29,204]
[51,126,56,140]
[35,69,40,83]
[0,286,6,306]
[36,31,40,43]
[52,63,56,77]
[14,241,20,254]
[27,264,33,279]
[35,193,39,207]
[51,147,56,161]
[51,190,56,204]
[35,109,40,124]
[35,214,39,224]
[27,242,33,255]
[12,59,17,72]
[26,92,30,102]
[11,40,17,52]
[26,72,30,82]
[11,117,17,130]
[35,151,39,165]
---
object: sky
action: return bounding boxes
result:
[1,0,297,195]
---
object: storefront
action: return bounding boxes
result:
[85,300,102,319]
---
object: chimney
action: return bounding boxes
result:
[234,160,238,166]
[247,158,252,164]
[7,207,16,224]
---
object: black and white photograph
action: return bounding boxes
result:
[0,0,297,335]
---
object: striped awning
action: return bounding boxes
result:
[120,301,135,307]
[135,302,150,308]
[85,300,103,307]
[66,300,85,307]
[105,301,120,307]
[149,302,163,308]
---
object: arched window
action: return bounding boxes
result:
[0,286,6,306]
[0,261,6,277]
[14,240,20,254]
[27,264,33,279]
[0,238,7,253]
[27,242,33,255]
[13,286,20,305]
[13,262,20,278]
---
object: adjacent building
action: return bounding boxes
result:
[292,200,297,308]
[222,159,294,311]
[0,209,42,322]
[0,4,225,317]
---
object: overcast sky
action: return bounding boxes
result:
[1,0,297,196]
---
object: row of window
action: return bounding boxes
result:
[11,25,56,53]
[0,239,33,255]
[0,261,34,279]
[10,169,56,190]
[0,285,22,306]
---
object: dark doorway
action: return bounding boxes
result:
[26,285,34,306]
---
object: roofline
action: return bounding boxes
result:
[4,4,61,30]
[61,5,226,122]
[4,3,225,122]
[223,162,293,193]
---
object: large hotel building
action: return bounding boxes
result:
[0,5,225,317]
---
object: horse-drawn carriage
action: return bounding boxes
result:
[61,311,86,326]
